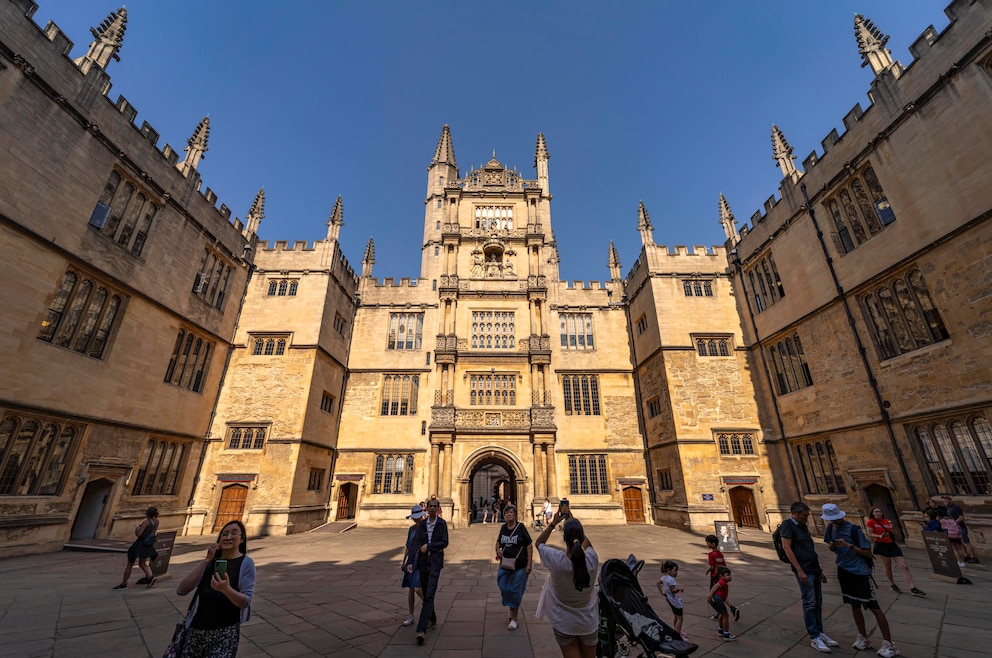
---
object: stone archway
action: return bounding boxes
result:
[458,446,528,527]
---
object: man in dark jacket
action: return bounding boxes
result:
[410,498,448,644]
[780,502,838,653]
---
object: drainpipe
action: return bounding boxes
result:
[799,183,921,520]
[621,287,657,520]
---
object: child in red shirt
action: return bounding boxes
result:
[705,534,726,588]
[707,566,736,641]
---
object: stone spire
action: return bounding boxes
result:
[326,196,344,241]
[637,201,654,247]
[178,116,210,176]
[534,133,551,196]
[548,235,560,266]
[361,237,375,278]
[771,124,798,180]
[74,7,127,73]
[719,193,739,243]
[245,188,264,236]
[430,124,457,168]
[855,14,896,77]
[608,241,622,281]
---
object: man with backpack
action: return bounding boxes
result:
[822,503,900,658]
[778,502,838,653]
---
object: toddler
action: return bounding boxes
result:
[656,560,687,640]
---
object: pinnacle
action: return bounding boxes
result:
[534,133,550,167]
[363,237,375,265]
[719,193,734,224]
[854,14,894,73]
[187,115,210,152]
[248,188,265,220]
[771,124,796,177]
[637,201,652,231]
[328,195,344,226]
[91,7,128,62]
[608,241,621,268]
[431,124,457,168]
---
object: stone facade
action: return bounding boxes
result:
[726,0,992,547]
[0,2,254,556]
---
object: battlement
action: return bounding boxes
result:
[256,240,357,284]
[5,0,246,238]
[564,280,608,290]
[625,244,729,283]
[739,0,985,238]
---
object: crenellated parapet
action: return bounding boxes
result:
[737,0,992,248]
[255,239,358,287]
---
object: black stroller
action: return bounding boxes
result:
[597,556,698,658]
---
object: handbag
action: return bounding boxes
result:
[499,523,522,570]
[162,593,197,658]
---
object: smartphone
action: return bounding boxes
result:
[215,559,227,577]
[559,499,570,517]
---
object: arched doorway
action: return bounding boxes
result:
[864,483,903,543]
[728,486,759,527]
[336,482,358,521]
[70,478,114,540]
[458,446,528,528]
[213,484,248,532]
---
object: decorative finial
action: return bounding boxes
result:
[854,14,896,76]
[361,237,375,278]
[534,133,550,166]
[326,196,344,241]
[608,241,622,281]
[637,201,655,247]
[771,124,798,179]
[430,124,457,168]
[245,187,264,236]
[74,7,127,72]
[719,193,739,242]
[178,116,210,175]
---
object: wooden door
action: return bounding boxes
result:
[622,487,645,523]
[213,484,248,532]
[336,484,352,521]
[729,486,759,527]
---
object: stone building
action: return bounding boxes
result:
[625,200,785,533]
[0,3,255,556]
[725,0,992,547]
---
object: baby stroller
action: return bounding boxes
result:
[597,556,697,658]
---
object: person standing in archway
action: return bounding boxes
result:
[495,504,533,630]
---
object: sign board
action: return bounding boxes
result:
[701,493,714,501]
[922,530,963,582]
[714,521,740,553]
[150,531,178,577]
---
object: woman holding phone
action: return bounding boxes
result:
[176,520,256,657]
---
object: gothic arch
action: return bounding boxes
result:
[458,445,529,483]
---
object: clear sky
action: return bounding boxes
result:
[32,1,947,281]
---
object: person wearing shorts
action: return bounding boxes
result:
[822,504,900,658]
[866,506,925,596]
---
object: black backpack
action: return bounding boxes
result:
[772,523,790,563]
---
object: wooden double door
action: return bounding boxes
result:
[213,484,248,532]
[623,487,646,523]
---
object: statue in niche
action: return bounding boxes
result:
[472,250,484,278]
[504,256,516,278]
[485,253,501,278]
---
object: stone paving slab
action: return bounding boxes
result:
[0,523,988,657]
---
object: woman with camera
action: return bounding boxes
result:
[535,502,599,658]
[176,520,256,657]
[866,506,925,597]
[495,504,533,630]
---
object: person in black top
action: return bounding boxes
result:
[495,504,533,630]
[177,520,256,658]
[779,502,838,654]
[113,506,159,590]
[409,498,448,645]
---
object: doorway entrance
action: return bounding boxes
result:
[622,487,645,523]
[864,483,903,543]
[70,478,114,540]
[336,482,358,521]
[468,455,517,522]
[213,484,248,532]
[729,486,759,527]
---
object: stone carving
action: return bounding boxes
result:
[431,407,455,428]
[531,407,557,429]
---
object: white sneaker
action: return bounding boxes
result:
[854,634,873,650]
[507,620,518,630]
[811,637,832,653]
[819,633,840,647]
[402,615,414,626]
[877,640,900,657]
[958,561,967,567]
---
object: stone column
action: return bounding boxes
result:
[442,443,453,498]
[533,442,545,499]
[429,443,440,496]
[546,443,558,498]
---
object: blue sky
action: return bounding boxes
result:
[33,1,947,281]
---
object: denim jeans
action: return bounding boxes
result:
[797,572,823,639]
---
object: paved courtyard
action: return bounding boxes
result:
[0,522,987,657]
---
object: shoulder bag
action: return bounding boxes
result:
[499,524,522,570]
[162,592,197,658]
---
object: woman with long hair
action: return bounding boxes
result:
[113,506,159,589]
[176,520,256,657]
[495,504,534,630]
[866,506,925,597]
[535,511,598,658]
